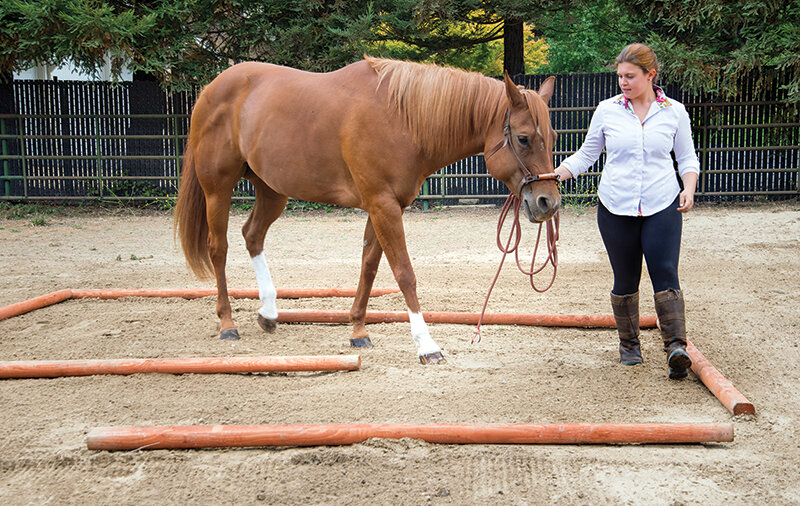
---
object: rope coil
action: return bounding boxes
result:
[472,193,559,343]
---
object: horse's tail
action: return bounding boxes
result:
[173,140,214,280]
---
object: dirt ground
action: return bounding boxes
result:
[0,200,798,504]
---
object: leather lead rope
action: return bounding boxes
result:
[472,193,559,344]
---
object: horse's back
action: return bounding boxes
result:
[189,60,420,208]
[199,60,376,110]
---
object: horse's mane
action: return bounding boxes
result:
[366,56,506,156]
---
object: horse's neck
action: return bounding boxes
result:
[424,83,506,170]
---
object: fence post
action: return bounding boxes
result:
[94,116,103,198]
[1,118,8,198]
[0,74,14,199]
[440,169,445,205]
[700,104,709,196]
[19,119,28,199]
[172,114,181,194]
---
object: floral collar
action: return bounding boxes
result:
[614,85,671,115]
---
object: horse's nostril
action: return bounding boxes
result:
[537,195,552,212]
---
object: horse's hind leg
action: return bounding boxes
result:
[349,217,383,348]
[204,189,240,340]
[242,174,288,333]
[194,147,244,340]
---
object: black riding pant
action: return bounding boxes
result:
[597,196,682,295]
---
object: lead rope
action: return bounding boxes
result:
[471,193,559,344]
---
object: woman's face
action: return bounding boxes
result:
[617,62,656,101]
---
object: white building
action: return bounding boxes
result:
[14,56,133,81]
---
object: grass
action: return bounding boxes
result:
[0,202,62,226]
[90,181,178,211]
[560,177,599,215]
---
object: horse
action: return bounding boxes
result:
[173,56,560,365]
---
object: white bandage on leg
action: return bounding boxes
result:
[408,310,441,356]
[251,253,278,320]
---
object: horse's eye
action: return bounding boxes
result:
[517,135,529,146]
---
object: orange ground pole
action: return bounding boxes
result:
[0,355,361,379]
[0,287,399,321]
[686,342,755,416]
[277,309,658,328]
[0,289,73,321]
[86,422,734,450]
[69,287,399,300]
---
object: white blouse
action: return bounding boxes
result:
[561,88,700,216]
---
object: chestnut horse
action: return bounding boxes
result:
[174,57,560,365]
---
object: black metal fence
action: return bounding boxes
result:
[0,71,797,204]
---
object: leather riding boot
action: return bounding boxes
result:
[654,288,692,379]
[610,292,642,365]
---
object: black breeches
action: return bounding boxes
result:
[597,196,682,295]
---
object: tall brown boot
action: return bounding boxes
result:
[654,288,692,379]
[610,292,642,365]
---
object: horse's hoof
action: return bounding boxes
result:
[219,328,240,340]
[419,352,446,365]
[350,337,373,348]
[257,315,277,333]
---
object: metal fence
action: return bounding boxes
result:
[0,72,797,204]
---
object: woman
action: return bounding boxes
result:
[554,43,700,379]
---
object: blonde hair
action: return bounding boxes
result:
[366,56,505,156]
[615,43,658,79]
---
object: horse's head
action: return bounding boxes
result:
[484,73,560,223]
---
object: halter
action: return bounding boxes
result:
[484,110,560,194]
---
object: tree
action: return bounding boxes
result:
[369,20,548,76]
[366,1,580,75]
[532,0,642,74]
[2,0,796,101]
[620,0,800,101]
[0,0,571,85]
[0,0,385,88]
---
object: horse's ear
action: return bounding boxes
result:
[537,76,555,104]
[503,70,526,109]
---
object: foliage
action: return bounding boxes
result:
[92,180,176,210]
[1,0,797,100]
[284,199,339,214]
[0,0,573,87]
[533,0,642,74]
[371,22,548,75]
[624,0,800,101]
[0,0,384,89]
[560,176,599,214]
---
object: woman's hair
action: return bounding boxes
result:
[615,43,658,78]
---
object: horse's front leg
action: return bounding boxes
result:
[349,217,382,348]
[368,204,446,365]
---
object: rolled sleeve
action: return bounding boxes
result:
[673,104,700,177]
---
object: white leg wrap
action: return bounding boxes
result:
[408,310,441,356]
[251,253,278,320]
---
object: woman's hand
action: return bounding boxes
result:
[677,189,695,212]
[677,172,698,213]
[554,165,573,181]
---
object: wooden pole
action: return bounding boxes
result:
[86,422,734,450]
[0,355,360,379]
[69,287,399,300]
[687,342,755,415]
[277,309,658,328]
[0,289,73,321]
[0,287,399,321]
